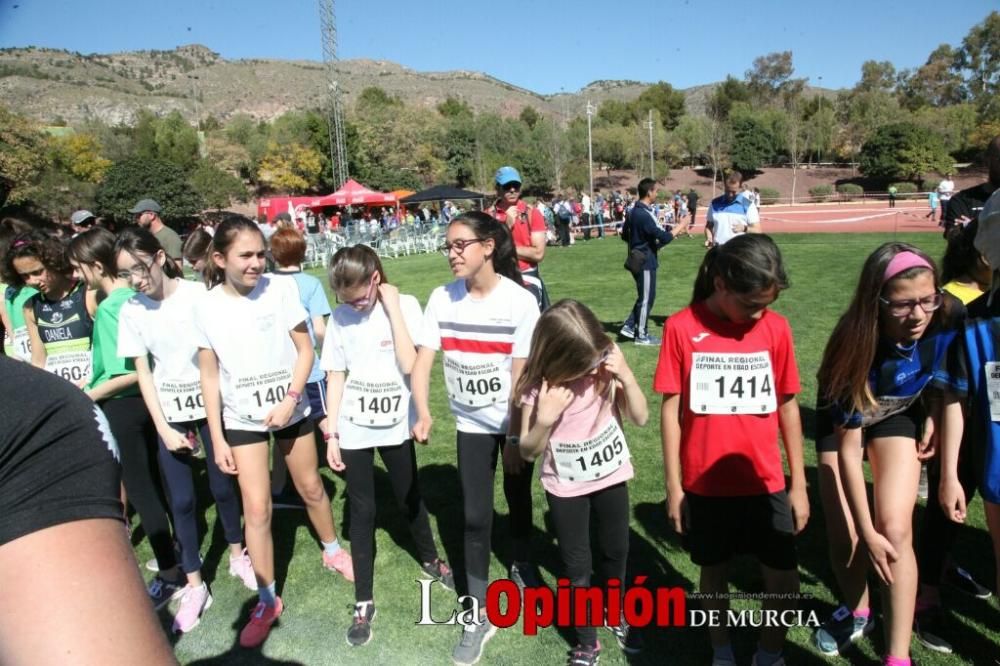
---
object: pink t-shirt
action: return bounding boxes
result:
[521,376,634,498]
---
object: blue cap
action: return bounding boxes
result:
[494,166,522,187]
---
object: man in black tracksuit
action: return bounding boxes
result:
[620,178,690,345]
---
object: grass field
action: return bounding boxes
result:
[149,232,1000,665]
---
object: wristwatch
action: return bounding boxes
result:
[505,435,521,448]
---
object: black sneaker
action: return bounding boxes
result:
[945,566,993,599]
[422,558,456,591]
[452,618,497,665]
[346,602,376,647]
[605,619,642,655]
[147,575,185,611]
[567,641,601,666]
[271,488,306,510]
[508,561,542,592]
[914,606,954,654]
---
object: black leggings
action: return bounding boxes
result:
[101,395,177,571]
[159,420,244,574]
[547,482,630,647]
[456,431,535,604]
[341,440,439,602]
[917,451,979,587]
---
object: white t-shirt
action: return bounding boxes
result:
[118,279,208,422]
[417,276,539,434]
[320,294,423,449]
[706,196,760,246]
[192,274,311,432]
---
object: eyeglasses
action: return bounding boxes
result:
[337,275,378,307]
[588,349,611,372]
[116,258,154,281]
[879,291,943,317]
[439,238,485,256]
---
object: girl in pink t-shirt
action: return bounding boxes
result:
[515,299,648,664]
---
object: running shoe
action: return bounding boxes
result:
[323,548,355,582]
[229,548,258,591]
[567,642,600,666]
[945,566,993,599]
[347,601,376,647]
[619,324,636,340]
[239,597,283,649]
[452,618,497,665]
[813,606,874,655]
[634,334,661,346]
[421,558,456,591]
[172,583,213,634]
[147,575,186,611]
[914,606,953,654]
[145,557,159,573]
[605,619,642,654]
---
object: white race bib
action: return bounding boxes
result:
[46,351,91,384]
[342,375,406,427]
[550,417,630,482]
[690,351,776,414]
[158,379,207,423]
[443,356,508,408]
[3,327,31,361]
[985,362,1000,422]
[233,368,293,421]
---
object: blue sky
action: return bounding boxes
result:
[0,0,994,94]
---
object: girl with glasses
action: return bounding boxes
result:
[321,244,453,647]
[115,226,257,633]
[412,211,540,666]
[814,243,962,665]
[515,299,648,665]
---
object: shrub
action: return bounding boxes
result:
[809,184,834,201]
[758,187,780,205]
[889,182,918,195]
[836,183,864,197]
[923,179,940,192]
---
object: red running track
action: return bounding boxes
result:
[744,201,941,234]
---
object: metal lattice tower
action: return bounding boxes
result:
[318,0,349,188]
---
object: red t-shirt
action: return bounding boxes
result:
[653,302,800,497]
[490,200,546,272]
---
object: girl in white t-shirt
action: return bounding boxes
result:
[114,226,256,634]
[515,299,648,664]
[321,244,453,647]
[192,215,352,650]
[411,211,540,665]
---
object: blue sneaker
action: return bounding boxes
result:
[634,334,660,346]
[619,324,636,339]
[813,606,874,655]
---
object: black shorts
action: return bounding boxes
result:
[683,491,797,570]
[226,417,313,447]
[305,380,327,421]
[814,401,924,453]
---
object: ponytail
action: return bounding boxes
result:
[451,211,524,286]
[114,226,182,279]
[690,234,788,304]
[204,213,264,289]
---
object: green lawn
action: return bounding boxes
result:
[153,233,999,665]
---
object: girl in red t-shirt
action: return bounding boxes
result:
[515,299,648,664]
[655,234,808,666]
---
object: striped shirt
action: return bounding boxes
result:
[418,276,539,434]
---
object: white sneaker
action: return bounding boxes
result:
[229,549,258,590]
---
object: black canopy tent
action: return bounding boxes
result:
[399,185,487,208]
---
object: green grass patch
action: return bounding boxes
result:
[152,233,998,665]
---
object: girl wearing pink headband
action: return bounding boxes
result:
[813,243,960,665]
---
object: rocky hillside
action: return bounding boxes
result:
[0,44,836,125]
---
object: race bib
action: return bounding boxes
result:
[3,328,31,361]
[690,351,776,414]
[443,356,508,408]
[233,368,292,421]
[551,418,630,482]
[46,351,91,385]
[985,362,1000,422]
[158,379,207,423]
[342,375,406,427]
[860,393,919,428]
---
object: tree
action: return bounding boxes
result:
[189,162,248,210]
[519,106,540,130]
[95,157,203,222]
[856,60,897,94]
[898,45,966,109]
[633,82,686,130]
[729,108,776,174]
[706,76,751,120]
[153,111,200,170]
[356,86,403,114]
[746,52,805,106]
[437,97,472,119]
[858,122,952,182]
[956,10,1000,120]
[47,133,112,183]
[0,106,50,205]
[672,116,710,167]
[597,99,635,126]
[257,142,324,192]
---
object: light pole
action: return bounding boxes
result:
[644,109,655,180]
[586,100,595,215]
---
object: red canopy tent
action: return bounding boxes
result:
[316,179,396,207]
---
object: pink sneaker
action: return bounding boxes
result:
[239,597,283,648]
[322,548,355,582]
[229,549,258,591]
[172,583,213,634]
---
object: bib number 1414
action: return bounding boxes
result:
[690,351,777,414]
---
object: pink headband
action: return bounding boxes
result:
[12,239,29,248]
[883,251,932,283]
